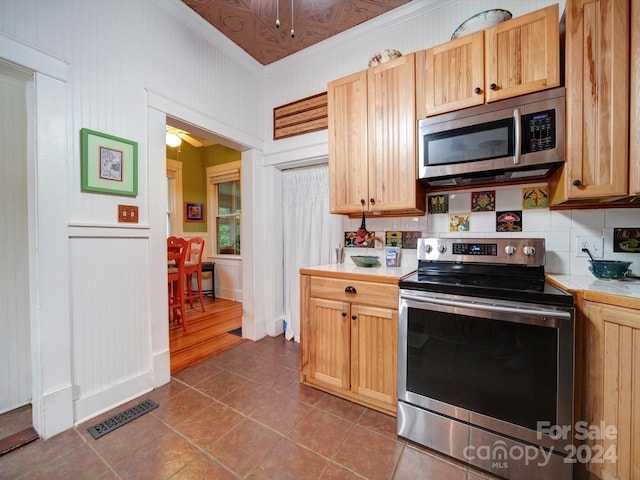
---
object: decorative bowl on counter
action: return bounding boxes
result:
[588,260,633,281]
[351,255,380,267]
[451,9,512,40]
[368,49,402,68]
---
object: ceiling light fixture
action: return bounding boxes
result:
[272,0,293,38]
[166,132,182,148]
[290,0,294,38]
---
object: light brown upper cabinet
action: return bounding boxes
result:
[549,0,637,206]
[416,4,560,118]
[328,53,425,215]
[416,31,485,118]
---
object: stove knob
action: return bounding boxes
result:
[504,245,517,256]
[423,243,433,254]
[437,244,447,253]
[523,245,536,256]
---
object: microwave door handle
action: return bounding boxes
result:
[513,108,521,164]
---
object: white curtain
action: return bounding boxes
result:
[282,164,341,342]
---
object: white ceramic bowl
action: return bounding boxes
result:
[368,49,402,68]
[451,9,512,40]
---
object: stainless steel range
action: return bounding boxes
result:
[398,238,574,480]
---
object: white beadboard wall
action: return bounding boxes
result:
[69,236,153,422]
[0,0,265,432]
[0,68,31,415]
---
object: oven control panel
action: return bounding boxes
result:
[418,238,545,265]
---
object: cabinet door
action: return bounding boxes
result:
[306,297,351,392]
[328,71,369,214]
[350,304,398,409]
[583,301,640,480]
[630,0,640,195]
[367,53,419,212]
[484,4,560,102]
[416,31,485,118]
[564,0,629,199]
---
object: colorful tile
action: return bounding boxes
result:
[449,213,470,232]
[613,228,640,252]
[522,186,549,209]
[496,210,523,232]
[471,190,495,211]
[345,231,358,247]
[428,194,449,214]
[385,231,403,247]
[402,231,420,249]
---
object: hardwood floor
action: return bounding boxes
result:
[169,296,245,374]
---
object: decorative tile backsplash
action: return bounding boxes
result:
[342,182,640,276]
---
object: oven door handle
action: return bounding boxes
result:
[400,293,572,320]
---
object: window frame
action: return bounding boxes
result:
[206,161,241,258]
[166,158,183,237]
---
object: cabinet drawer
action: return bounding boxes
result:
[309,276,398,309]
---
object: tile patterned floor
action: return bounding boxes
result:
[0,335,502,480]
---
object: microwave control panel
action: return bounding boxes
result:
[522,109,556,153]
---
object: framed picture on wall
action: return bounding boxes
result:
[185,202,205,222]
[81,128,138,196]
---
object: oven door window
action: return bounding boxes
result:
[424,117,514,166]
[406,307,557,430]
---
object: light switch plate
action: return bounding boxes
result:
[118,204,138,223]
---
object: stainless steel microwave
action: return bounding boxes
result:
[418,87,565,187]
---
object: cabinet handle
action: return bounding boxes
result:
[345,286,357,294]
[370,198,375,205]
[341,311,347,317]
[351,315,357,321]
[474,87,481,94]
[573,179,582,187]
[489,83,497,90]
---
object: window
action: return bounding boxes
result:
[166,159,183,237]
[210,168,241,255]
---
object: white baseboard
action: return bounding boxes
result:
[152,349,171,387]
[38,384,74,439]
[73,372,154,426]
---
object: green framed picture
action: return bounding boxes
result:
[81,128,138,196]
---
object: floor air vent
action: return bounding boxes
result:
[87,399,158,439]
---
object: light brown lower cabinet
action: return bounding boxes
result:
[581,300,640,480]
[300,275,398,416]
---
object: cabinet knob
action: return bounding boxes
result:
[573,179,582,187]
[360,199,365,206]
[474,87,482,94]
[370,198,375,205]
[489,83,497,90]
[345,286,357,294]
[351,315,357,321]
[342,311,347,317]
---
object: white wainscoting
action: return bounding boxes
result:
[209,256,243,302]
[69,232,152,422]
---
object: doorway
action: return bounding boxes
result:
[164,115,247,370]
[0,62,35,451]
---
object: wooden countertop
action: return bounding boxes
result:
[547,274,640,310]
[300,262,416,285]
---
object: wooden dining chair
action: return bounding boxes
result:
[167,238,188,330]
[184,237,206,312]
[167,235,182,253]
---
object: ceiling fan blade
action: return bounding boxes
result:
[178,132,203,148]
